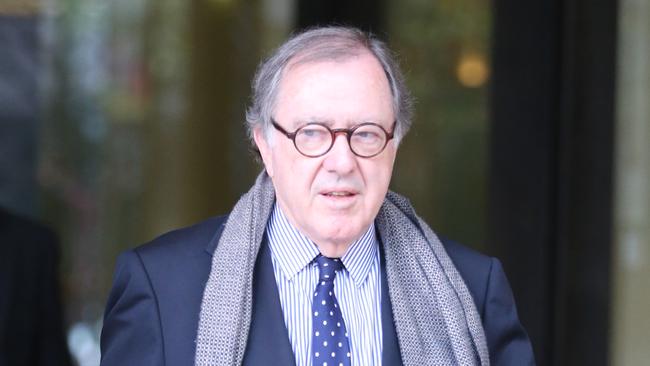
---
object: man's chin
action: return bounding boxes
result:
[313,225,366,249]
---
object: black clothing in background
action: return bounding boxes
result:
[0,207,72,366]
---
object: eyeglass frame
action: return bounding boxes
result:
[270,119,396,158]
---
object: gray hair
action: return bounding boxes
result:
[245,26,414,145]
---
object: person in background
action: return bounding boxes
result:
[0,206,72,366]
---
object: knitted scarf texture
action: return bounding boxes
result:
[195,172,489,365]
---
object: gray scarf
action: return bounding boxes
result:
[195,173,489,365]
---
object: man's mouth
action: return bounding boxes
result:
[323,191,355,197]
[318,188,359,208]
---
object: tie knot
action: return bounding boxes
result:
[315,255,343,282]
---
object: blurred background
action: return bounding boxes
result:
[0,0,647,365]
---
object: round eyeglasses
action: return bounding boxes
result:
[271,119,396,158]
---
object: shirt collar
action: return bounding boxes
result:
[266,203,378,287]
[340,222,378,287]
[267,203,319,281]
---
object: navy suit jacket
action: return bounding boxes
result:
[100,215,535,365]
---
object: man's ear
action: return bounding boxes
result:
[253,127,274,177]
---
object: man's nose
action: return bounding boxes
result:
[322,134,356,173]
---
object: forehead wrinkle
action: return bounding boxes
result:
[293,117,390,129]
[285,116,334,129]
[277,53,394,131]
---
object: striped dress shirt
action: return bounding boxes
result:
[266,203,383,366]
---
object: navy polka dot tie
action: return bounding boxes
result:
[312,255,351,366]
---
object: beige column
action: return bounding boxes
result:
[611,0,650,364]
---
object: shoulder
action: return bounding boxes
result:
[101,214,229,365]
[440,237,536,365]
[112,214,229,292]
[108,213,228,292]
[0,207,60,266]
[0,207,58,246]
[106,214,229,320]
[136,215,228,257]
[440,236,494,312]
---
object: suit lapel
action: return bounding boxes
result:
[242,232,403,366]
[380,236,404,366]
[243,236,297,366]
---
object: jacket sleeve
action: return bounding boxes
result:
[482,258,536,366]
[100,250,165,366]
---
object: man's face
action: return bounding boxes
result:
[254,52,397,256]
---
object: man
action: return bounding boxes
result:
[100,26,535,365]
